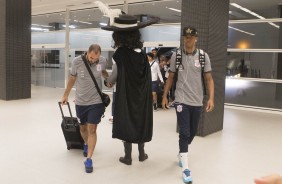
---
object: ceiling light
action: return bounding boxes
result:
[99,23,107,26]
[78,21,92,25]
[74,20,92,25]
[230,3,280,29]
[62,25,76,29]
[167,8,181,13]
[32,24,52,28]
[31,27,49,32]
[229,26,255,36]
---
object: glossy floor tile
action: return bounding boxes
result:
[0,86,281,184]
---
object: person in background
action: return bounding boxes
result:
[159,54,169,83]
[61,44,108,173]
[147,52,164,111]
[152,48,159,63]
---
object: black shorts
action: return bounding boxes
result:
[75,103,105,125]
[152,81,159,92]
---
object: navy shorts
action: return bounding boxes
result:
[75,103,105,125]
[152,81,159,92]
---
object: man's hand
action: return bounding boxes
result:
[205,99,214,112]
[61,96,68,105]
[162,97,169,110]
[254,174,282,184]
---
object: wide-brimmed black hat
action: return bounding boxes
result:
[101,14,159,31]
[95,1,159,31]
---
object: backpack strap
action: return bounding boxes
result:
[175,48,182,72]
[150,60,156,67]
[174,47,183,82]
[199,49,206,95]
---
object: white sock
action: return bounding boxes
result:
[180,152,189,171]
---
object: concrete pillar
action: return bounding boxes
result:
[181,0,230,136]
[0,0,31,100]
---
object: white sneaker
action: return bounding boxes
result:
[182,169,192,183]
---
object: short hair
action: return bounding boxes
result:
[147,52,154,59]
[88,44,101,54]
[152,48,157,52]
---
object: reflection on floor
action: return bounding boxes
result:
[0,86,281,184]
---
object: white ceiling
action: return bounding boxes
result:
[32,0,182,29]
[32,0,282,16]
[32,0,176,15]
[31,0,282,30]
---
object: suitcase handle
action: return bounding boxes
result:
[58,102,74,125]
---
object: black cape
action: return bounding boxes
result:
[112,47,153,143]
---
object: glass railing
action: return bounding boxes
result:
[225,77,282,110]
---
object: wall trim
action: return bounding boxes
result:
[225,103,282,115]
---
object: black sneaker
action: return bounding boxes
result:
[153,103,158,111]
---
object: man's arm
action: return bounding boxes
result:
[61,75,76,104]
[204,72,214,112]
[105,63,118,87]
[162,72,175,109]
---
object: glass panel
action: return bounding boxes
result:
[32,12,66,32]
[226,52,279,79]
[225,78,282,109]
[140,25,180,42]
[228,22,281,49]
[31,49,65,88]
[31,50,46,86]
[32,31,65,45]
[229,3,280,20]
[69,30,112,49]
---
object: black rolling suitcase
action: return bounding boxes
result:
[58,102,84,150]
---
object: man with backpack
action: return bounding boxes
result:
[162,26,214,183]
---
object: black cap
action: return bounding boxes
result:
[182,26,198,36]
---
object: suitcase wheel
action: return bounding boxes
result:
[67,146,70,150]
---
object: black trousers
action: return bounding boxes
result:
[175,103,202,153]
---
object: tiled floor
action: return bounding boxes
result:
[0,86,281,184]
